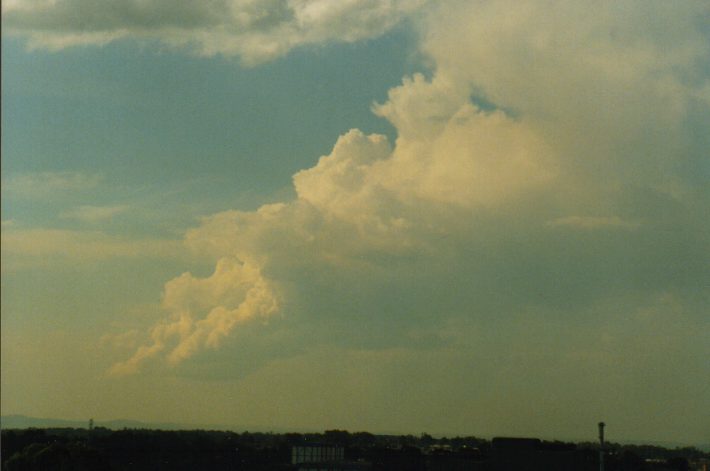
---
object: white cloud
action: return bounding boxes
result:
[3,0,426,64]
[420,0,710,189]
[99,329,141,351]
[2,0,706,441]
[112,0,710,404]
[59,205,130,223]
[1,228,184,268]
[108,257,279,375]
[3,171,103,199]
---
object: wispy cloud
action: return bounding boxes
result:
[1,228,185,267]
[546,216,640,230]
[59,205,130,223]
[3,171,103,199]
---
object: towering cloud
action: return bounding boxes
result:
[102,2,708,435]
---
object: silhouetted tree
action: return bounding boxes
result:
[665,457,690,471]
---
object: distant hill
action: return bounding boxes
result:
[0,414,301,434]
[3,415,708,452]
[1,414,190,431]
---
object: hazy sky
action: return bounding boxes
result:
[2,0,709,445]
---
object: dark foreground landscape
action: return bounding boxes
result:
[2,428,708,471]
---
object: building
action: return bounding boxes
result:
[292,444,371,471]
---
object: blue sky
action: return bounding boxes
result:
[2,0,709,445]
[2,29,417,231]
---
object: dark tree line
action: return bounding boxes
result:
[2,428,706,471]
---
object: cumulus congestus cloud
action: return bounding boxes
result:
[103,0,710,384]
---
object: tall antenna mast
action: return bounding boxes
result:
[598,422,605,471]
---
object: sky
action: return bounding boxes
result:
[1,0,709,445]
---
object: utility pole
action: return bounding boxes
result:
[598,422,605,471]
